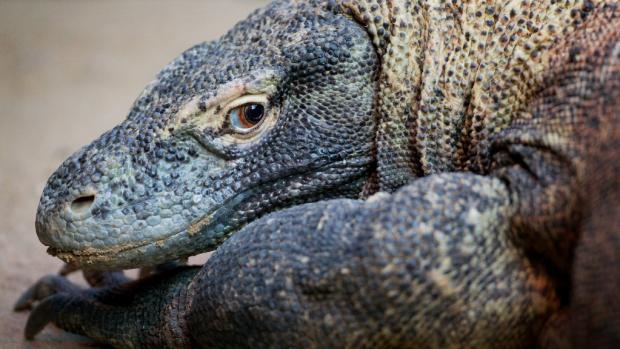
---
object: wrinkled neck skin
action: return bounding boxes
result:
[338,0,600,191]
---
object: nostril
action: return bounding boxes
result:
[70,194,96,214]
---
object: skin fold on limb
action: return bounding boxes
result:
[14,0,620,348]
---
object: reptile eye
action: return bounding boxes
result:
[229,103,265,133]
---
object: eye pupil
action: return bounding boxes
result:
[229,101,267,133]
[243,104,264,124]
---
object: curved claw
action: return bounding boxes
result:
[13,274,81,311]
[24,294,68,340]
[14,284,38,311]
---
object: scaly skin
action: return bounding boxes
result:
[15,0,620,348]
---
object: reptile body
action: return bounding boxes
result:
[15,1,620,348]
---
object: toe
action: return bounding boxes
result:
[14,274,81,311]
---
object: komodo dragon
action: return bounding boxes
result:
[14,0,620,348]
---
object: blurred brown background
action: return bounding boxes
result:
[0,1,269,347]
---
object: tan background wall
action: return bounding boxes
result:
[0,1,269,347]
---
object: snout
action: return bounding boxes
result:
[33,138,142,258]
[35,177,107,251]
[32,128,225,268]
[34,168,166,268]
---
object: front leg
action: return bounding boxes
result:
[23,266,199,349]
[187,173,559,348]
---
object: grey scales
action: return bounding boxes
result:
[14,0,620,348]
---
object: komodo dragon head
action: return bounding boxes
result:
[35,1,383,268]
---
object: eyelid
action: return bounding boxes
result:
[223,94,269,111]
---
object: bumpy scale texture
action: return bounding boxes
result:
[15,0,620,348]
[36,2,378,267]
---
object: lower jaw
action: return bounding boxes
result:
[46,229,192,270]
[43,199,239,270]
[45,185,265,269]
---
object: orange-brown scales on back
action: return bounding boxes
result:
[336,0,612,182]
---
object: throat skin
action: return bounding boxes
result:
[337,0,602,190]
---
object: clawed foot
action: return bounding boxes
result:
[14,264,130,340]
[15,260,188,313]
[14,273,82,312]
[14,264,128,312]
[14,263,198,347]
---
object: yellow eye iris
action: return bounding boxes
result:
[229,103,265,133]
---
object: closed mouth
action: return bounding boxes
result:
[44,158,363,267]
[47,226,188,266]
[45,188,254,267]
